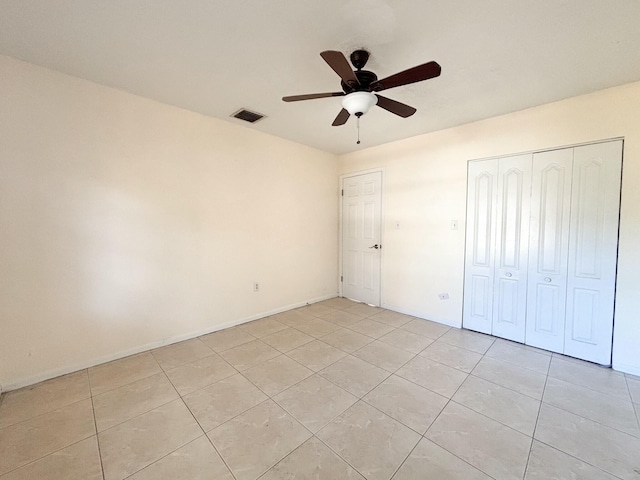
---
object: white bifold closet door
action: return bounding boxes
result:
[492,154,532,343]
[563,141,622,364]
[463,154,532,342]
[462,159,498,335]
[525,148,574,353]
[463,140,622,365]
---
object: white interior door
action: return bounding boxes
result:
[525,148,573,353]
[563,141,622,365]
[492,154,532,342]
[463,159,498,334]
[341,172,382,306]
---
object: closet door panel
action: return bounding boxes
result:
[463,159,498,334]
[564,140,622,365]
[525,148,573,353]
[492,154,532,342]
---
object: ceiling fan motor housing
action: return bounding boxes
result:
[341,70,378,94]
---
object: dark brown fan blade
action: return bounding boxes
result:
[320,51,360,88]
[332,108,350,126]
[282,92,345,102]
[370,61,441,92]
[375,95,416,118]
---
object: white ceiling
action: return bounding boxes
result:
[2,0,640,155]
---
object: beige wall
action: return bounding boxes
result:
[339,81,640,376]
[2,53,639,389]
[0,56,339,390]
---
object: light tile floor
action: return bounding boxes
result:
[1,297,639,479]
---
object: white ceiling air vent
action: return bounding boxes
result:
[231,109,266,123]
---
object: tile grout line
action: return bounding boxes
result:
[465,371,544,402]
[169,369,239,399]
[521,355,551,480]
[424,347,546,440]
[530,438,626,480]
[538,400,640,440]
[201,351,323,480]
[386,436,422,480]
[190,393,273,439]
[239,318,417,479]
[0,373,96,474]
[236,356,313,400]
[452,336,638,478]
[87,366,107,480]
[89,368,164,399]
[200,328,259,354]
[545,375,632,402]
[542,364,640,438]
[89,357,164,399]
[444,397,537,439]
[204,436,239,480]
[317,327,379,353]
[0,435,100,479]
[304,298,625,478]
[0,394,93,431]
[483,351,552,376]
[174,391,240,480]
[194,384,292,478]
[94,394,180,436]
[281,340,347,372]
[438,335,525,480]
[357,394,430,438]
[623,375,640,432]
[150,337,216,368]
[8,301,635,479]
[92,372,182,435]
[309,433,369,479]
[253,436,316,480]
[0,306,434,478]
[388,436,500,480]
[419,344,504,480]
[119,435,212,480]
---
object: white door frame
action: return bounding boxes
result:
[338,168,385,305]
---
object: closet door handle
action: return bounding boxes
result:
[505,272,512,277]
[544,277,552,283]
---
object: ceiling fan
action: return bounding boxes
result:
[282,49,441,126]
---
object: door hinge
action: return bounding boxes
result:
[340,275,343,282]
[341,189,344,196]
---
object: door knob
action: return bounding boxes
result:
[544,277,552,283]
[505,272,513,277]
[368,244,381,249]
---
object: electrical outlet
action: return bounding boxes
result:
[438,293,450,300]
[253,282,260,292]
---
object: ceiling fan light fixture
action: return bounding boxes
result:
[341,91,378,117]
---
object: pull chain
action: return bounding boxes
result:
[356,116,361,145]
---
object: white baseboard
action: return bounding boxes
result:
[381,304,640,376]
[381,303,462,328]
[2,293,338,392]
[612,361,640,377]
